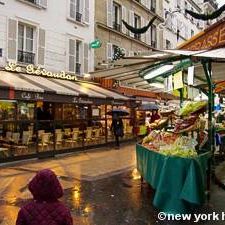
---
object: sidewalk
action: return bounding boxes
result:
[0,143,136,224]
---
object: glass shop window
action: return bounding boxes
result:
[18,102,35,120]
[0,101,17,121]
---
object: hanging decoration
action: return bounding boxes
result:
[185,4,225,21]
[122,16,157,34]
[113,47,125,61]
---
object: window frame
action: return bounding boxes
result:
[17,22,36,64]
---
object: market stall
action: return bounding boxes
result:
[135,47,225,213]
[136,144,211,214]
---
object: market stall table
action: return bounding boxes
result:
[136,144,211,214]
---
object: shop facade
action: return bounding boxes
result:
[0,63,138,163]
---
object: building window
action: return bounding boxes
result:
[113,2,121,32]
[184,2,188,16]
[177,0,181,9]
[190,7,194,22]
[25,0,37,4]
[112,44,118,60]
[17,23,35,64]
[166,39,171,49]
[69,39,82,74]
[134,14,141,40]
[150,0,156,13]
[191,29,194,37]
[76,40,81,74]
[151,24,157,48]
[70,0,82,22]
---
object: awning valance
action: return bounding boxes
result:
[0,71,129,103]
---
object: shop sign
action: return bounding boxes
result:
[90,39,102,49]
[183,23,225,50]
[20,92,44,100]
[4,63,77,81]
[73,97,93,104]
[112,100,125,106]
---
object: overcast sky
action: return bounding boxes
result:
[217,0,225,6]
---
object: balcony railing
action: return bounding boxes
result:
[151,6,156,13]
[17,50,35,64]
[76,63,81,74]
[134,33,141,40]
[76,12,82,22]
[25,0,37,4]
[151,41,157,48]
[204,0,218,9]
[113,22,121,32]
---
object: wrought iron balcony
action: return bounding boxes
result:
[76,12,82,22]
[204,0,218,9]
[134,33,141,40]
[151,6,156,13]
[17,50,35,64]
[151,41,157,48]
[113,22,121,32]
[76,63,81,74]
[25,0,37,4]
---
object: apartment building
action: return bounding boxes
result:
[94,0,164,70]
[0,0,94,75]
[163,0,205,49]
[201,0,218,28]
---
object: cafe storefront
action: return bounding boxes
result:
[0,63,138,163]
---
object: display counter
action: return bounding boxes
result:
[136,144,211,214]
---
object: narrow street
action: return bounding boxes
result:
[0,144,224,225]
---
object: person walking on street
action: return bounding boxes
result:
[111,115,124,149]
[16,169,73,225]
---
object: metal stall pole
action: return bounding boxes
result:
[202,59,215,203]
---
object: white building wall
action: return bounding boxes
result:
[0,0,95,74]
[162,0,203,49]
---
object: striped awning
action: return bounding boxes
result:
[0,71,129,103]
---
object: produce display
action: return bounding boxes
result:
[174,115,198,133]
[179,101,207,116]
[148,118,168,129]
[141,101,208,158]
[142,131,198,158]
[160,148,197,158]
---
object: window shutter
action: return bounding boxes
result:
[39,0,47,8]
[7,19,17,61]
[70,0,76,19]
[69,39,76,72]
[129,51,134,57]
[83,43,89,73]
[146,26,151,45]
[84,0,89,24]
[129,11,134,37]
[122,6,126,33]
[141,17,145,42]
[106,43,113,61]
[38,28,45,66]
[107,0,113,28]
[141,0,146,7]
[80,42,84,74]
[80,0,84,21]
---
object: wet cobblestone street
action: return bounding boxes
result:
[0,145,225,225]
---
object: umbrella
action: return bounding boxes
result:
[139,103,159,111]
[106,109,129,116]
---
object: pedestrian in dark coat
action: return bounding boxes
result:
[16,169,73,225]
[111,115,124,148]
